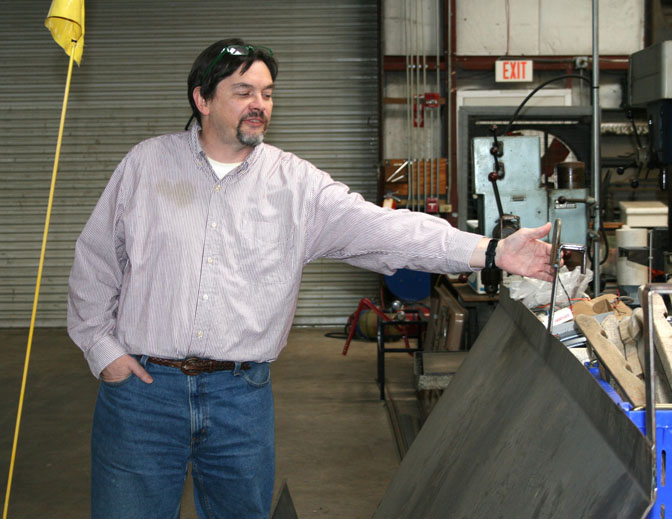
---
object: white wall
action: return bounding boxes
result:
[383,0,441,56]
[383,0,645,57]
[456,0,645,56]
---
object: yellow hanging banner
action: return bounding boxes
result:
[45,0,85,65]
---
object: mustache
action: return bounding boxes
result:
[242,110,267,123]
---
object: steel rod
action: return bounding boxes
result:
[444,0,450,204]
[548,244,586,333]
[414,0,421,211]
[640,283,670,516]
[591,0,601,296]
[421,0,427,210]
[404,0,413,210]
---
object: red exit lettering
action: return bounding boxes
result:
[503,61,526,79]
[496,60,533,82]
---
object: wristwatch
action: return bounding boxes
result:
[485,238,500,270]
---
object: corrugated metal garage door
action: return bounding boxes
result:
[0,0,379,326]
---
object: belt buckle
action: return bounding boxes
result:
[181,357,202,376]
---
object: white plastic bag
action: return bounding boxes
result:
[506,267,593,309]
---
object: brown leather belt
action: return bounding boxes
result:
[147,356,251,376]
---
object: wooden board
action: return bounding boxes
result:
[575,314,646,407]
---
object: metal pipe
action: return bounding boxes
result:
[548,244,586,332]
[548,270,559,333]
[415,1,421,211]
[429,107,434,200]
[409,0,415,211]
[434,108,438,199]
[445,0,451,205]
[386,160,409,183]
[424,0,433,205]
[640,283,669,515]
[591,0,601,297]
[404,0,413,210]
[649,229,653,284]
[561,244,587,275]
[421,0,427,210]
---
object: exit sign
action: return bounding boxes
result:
[495,60,533,82]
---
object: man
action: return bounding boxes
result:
[68,38,555,518]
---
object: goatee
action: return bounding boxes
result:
[237,128,265,147]
[237,112,267,146]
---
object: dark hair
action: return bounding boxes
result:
[186,38,278,127]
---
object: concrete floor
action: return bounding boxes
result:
[1,327,415,518]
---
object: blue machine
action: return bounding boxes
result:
[384,268,431,302]
[473,135,589,246]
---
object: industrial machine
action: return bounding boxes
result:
[615,41,672,297]
[473,134,590,246]
[469,128,591,295]
[629,41,672,208]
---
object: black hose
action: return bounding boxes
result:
[501,74,591,137]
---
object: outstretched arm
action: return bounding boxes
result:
[469,223,554,282]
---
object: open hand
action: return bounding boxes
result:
[496,223,555,282]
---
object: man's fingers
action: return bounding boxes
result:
[130,360,154,384]
[101,355,154,384]
[526,222,552,240]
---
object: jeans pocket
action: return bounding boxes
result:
[100,373,135,388]
[241,363,271,388]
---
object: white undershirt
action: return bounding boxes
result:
[207,157,242,180]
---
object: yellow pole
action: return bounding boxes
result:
[3,40,77,519]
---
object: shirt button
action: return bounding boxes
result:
[211,222,217,228]
[207,257,213,264]
[215,185,221,192]
[197,331,203,338]
[202,294,209,301]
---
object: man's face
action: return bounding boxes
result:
[199,60,274,150]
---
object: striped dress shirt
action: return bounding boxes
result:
[67,125,484,377]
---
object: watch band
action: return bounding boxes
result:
[485,238,500,270]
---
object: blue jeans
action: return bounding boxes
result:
[91,356,274,519]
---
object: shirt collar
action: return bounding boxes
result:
[189,123,264,176]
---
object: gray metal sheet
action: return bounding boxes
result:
[271,480,298,519]
[374,290,652,519]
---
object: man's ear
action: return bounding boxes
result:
[192,86,210,116]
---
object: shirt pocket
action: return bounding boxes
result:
[236,219,296,284]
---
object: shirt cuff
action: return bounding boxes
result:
[85,335,128,378]
[457,231,486,272]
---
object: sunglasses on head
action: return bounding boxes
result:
[200,44,274,85]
